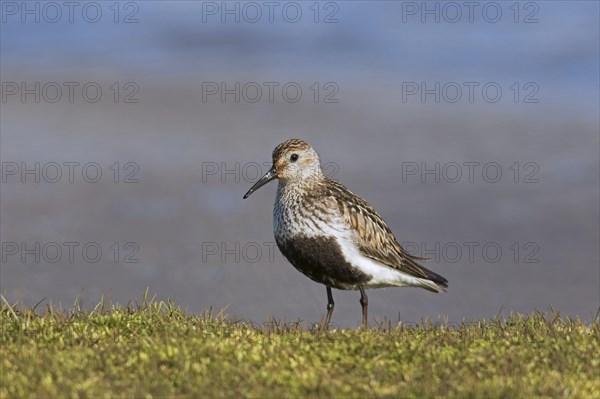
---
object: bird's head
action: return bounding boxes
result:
[243,139,323,199]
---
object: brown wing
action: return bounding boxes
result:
[323,179,448,288]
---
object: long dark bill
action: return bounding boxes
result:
[243,165,278,199]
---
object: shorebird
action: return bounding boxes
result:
[243,139,448,327]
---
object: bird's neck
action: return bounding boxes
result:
[277,176,324,201]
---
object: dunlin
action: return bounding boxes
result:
[243,139,448,327]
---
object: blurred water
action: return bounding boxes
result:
[1,1,598,326]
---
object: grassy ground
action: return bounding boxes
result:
[1,294,598,398]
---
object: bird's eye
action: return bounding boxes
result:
[290,153,299,162]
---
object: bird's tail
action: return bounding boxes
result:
[406,255,448,293]
[415,277,447,293]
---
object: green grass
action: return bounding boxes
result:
[1,293,599,398]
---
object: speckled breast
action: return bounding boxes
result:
[272,187,369,289]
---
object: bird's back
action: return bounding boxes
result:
[274,178,448,291]
[319,178,448,290]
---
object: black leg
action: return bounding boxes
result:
[359,286,368,327]
[324,285,334,327]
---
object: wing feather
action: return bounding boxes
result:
[322,179,448,289]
